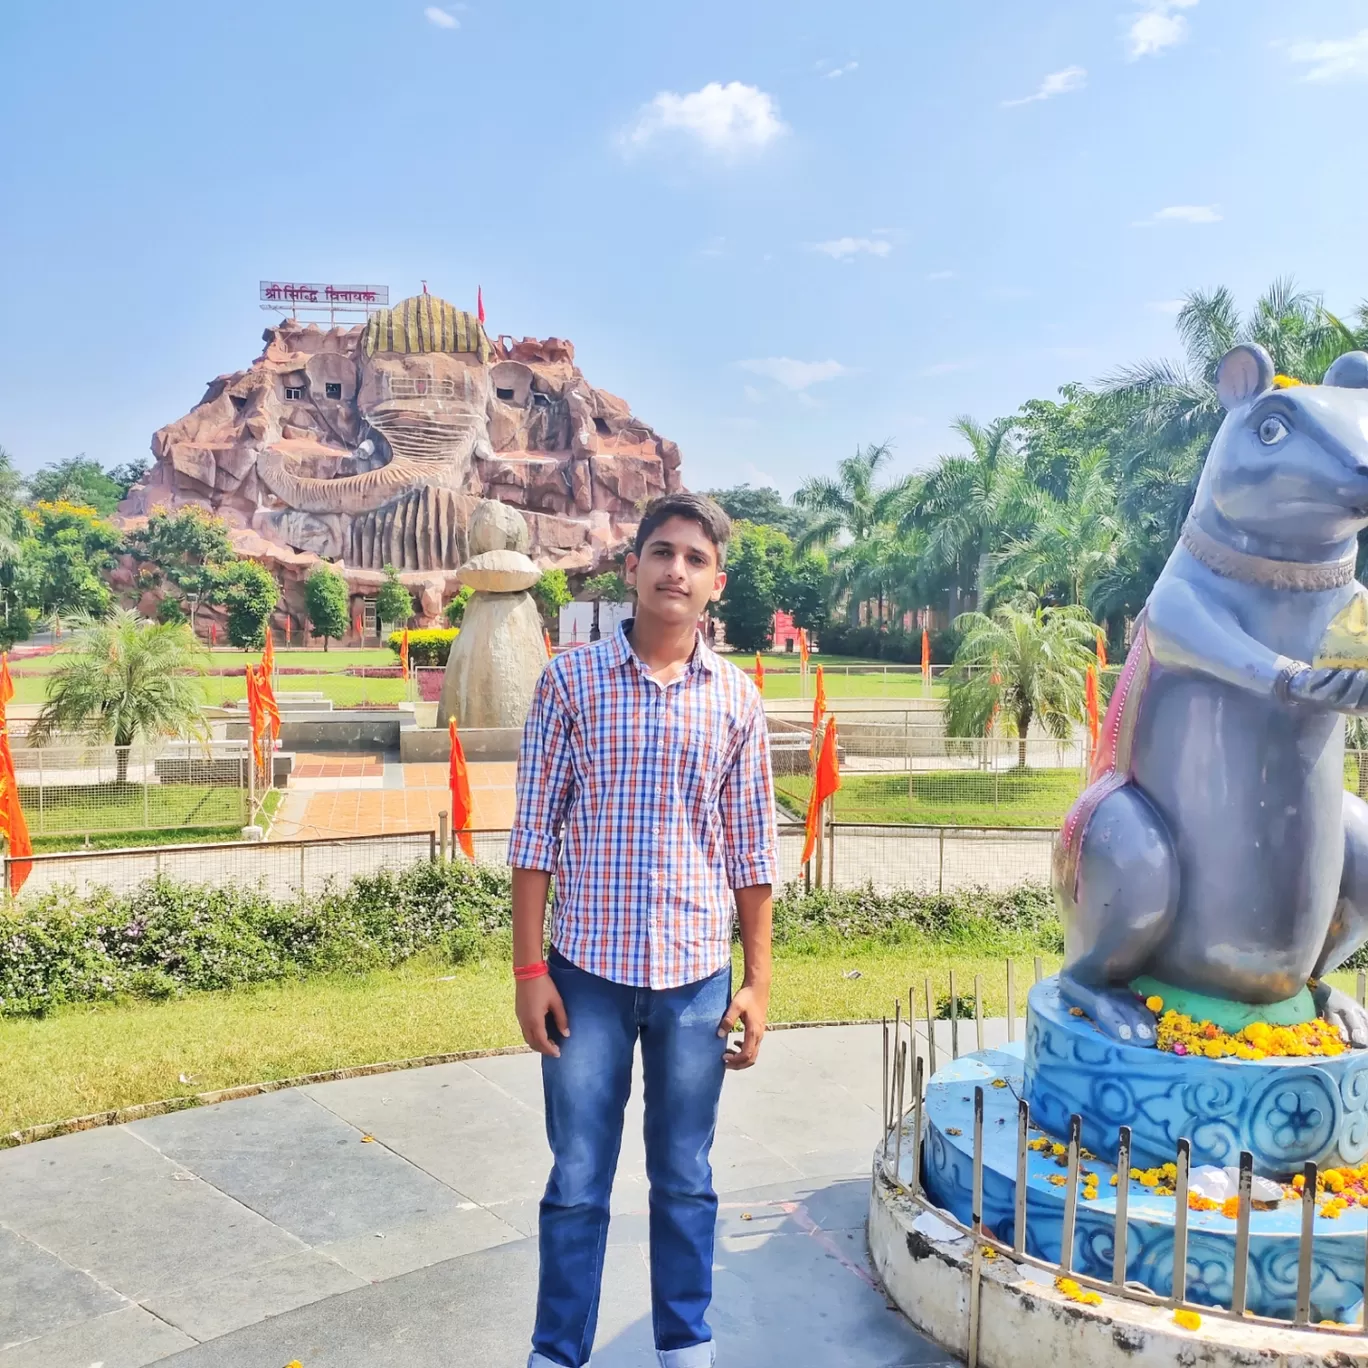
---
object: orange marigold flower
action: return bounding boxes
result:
[1173,1308,1202,1330]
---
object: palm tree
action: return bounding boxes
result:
[944,596,1097,767]
[793,442,914,623]
[32,609,210,783]
[907,416,1025,613]
[991,448,1121,610]
[1102,280,1368,534]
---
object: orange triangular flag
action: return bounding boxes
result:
[1096,628,1107,669]
[448,718,475,859]
[544,629,553,660]
[921,628,930,681]
[245,664,267,771]
[0,653,12,728]
[798,629,810,666]
[754,652,765,694]
[0,729,32,894]
[399,628,410,676]
[262,629,275,678]
[1085,664,1100,751]
[812,665,827,733]
[802,718,841,864]
[257,662,281,742]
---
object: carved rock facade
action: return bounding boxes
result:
[119,293,682,626]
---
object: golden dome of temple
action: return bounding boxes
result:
[361,294,490,361]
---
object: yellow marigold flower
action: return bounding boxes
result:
[1048,1174,1067,1187]
[991,1078,1008,1089]
[1272,374,1304,388]
[1325,1171,1346,1194]
[982,1246,998,1260]
[1145,995,1163,1012]
[1173,1308,1202,1330]
[1069,1006,1085,1017]
[1293,1173,1305,1190]
[1054,1276,1102,1306]
[1109,1174,1119,1186]
[1051,1143,1067,1158]
[1221,1196,1241,1219]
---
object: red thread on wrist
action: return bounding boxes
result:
[514,960,549,982]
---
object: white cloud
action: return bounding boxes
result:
[739,358,849,391]
[811,236,892,260]
[825,61,859,79]
[1288,30,1368,82]
[920,360,976,377]
[1126,0,1197,59]
[1002,65,1087,107]
[926,269,956,281]
[1149,298,1186,314]
[424,6,459,28]
[622,82,787,159]
[1134,204,1222,226]
[743,462,777,486]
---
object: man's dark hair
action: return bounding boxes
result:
[634,493,732,567]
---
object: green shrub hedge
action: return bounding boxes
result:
[0,870,1070,1018]
[387,628,459,666]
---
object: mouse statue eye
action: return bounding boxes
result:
[1258,415,1290,446]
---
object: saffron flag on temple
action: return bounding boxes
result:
[477,287,486,326]
[1096,628,1107,669]
[261,629,275,680]
[544,629,553,660]
[283,616,292,646]
[0,727,32,894]
[1085,664,1100,752]
[754,653,764,694]
[798,629,809,666]
[210,622,218,647]
[448,719,475,859]
[399,628,410,676]
[921,628,931,684]
[353,613,362,640]
[802,718,841,864]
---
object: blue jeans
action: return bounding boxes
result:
[528,949,731,1368]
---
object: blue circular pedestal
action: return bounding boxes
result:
[920,1048,1368,1323]
[1023,977,1368,1178]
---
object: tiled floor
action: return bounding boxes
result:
[282,759,516,840]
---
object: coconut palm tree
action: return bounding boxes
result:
[944,596,1097,767]
[32,609,210,783]
[1102,281,1368,528]
[907,416,1026,613]
[792,442,912,552]
[991,448,1121,610]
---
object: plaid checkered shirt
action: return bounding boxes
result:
[508,621,778,988]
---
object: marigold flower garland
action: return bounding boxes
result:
[1146,995,1346,1060]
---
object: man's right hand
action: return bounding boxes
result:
[517,976,569,1058]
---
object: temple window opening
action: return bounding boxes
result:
[496,387,516,402]
[284,386,304,401]
[325,382,342,400]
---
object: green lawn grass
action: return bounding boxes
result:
[776,768,1083,828]
[0,942,1059,1135]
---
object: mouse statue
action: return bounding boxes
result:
[1056,343,1368,1049]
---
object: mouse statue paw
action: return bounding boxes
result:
[1312,981,1368,1048]
[1058,975,1159,1047]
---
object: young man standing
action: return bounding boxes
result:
[509,493,777,1368]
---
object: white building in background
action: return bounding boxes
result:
[559,600,633,647]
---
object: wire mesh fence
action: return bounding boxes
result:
[10,739,251,838]
[7,830,436,901]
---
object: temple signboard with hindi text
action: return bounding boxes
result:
[259,281,390,306]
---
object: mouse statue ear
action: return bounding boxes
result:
[1215,344,1275,411]
[1323,352,1368,389]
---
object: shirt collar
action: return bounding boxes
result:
[613,619,717,676]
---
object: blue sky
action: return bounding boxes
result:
[3,0,1368,495]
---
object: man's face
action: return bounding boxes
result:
[625,516,726,628]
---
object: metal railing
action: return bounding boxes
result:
[875,963,1368,1354]
[10,739,250,838]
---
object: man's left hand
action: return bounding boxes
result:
[718,984,769,1070]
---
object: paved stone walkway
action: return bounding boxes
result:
[0,1025,952,1368]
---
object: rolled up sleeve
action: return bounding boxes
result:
[507,669,575,872]
[718,696,778,889]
